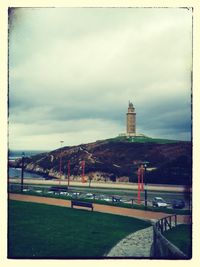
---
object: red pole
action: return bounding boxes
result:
[82,161,85,183]
[137,167,141,204]
[67,160,70,187]
[59,154,62,185]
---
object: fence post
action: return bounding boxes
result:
[175,214,177,227]
[169,216,172,230]
[131,199,134,207]
[160,219,163,234]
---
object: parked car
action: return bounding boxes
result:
[49,186,68,193]
[152,197,168,208]
[112,196,121,203]
[72,192,80,198]
[85,193,94,199]
[172,199,185,209]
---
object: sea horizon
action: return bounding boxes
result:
[9,149,49,159]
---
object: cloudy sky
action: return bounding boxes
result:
[9,7,192,151]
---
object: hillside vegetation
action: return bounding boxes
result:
[13,136,191,185]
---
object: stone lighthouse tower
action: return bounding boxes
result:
[126,101,136,135]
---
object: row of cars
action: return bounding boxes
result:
[70,193,186,209]
[21,186,186,209]
[48,187,186,209]
[83,194,186,209]
[152,197,185,209]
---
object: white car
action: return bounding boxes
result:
[85,193,94,199]
[152,197,168,208]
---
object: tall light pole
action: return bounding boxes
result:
[59,141,64,185]
[21,152,25,192]
[67,160,70,187]
[144,163,147,210]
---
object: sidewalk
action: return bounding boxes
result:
[9,193,191,224]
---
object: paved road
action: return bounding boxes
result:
[9,178,191,208]
[9,178,190,192]
[9,193,191,224]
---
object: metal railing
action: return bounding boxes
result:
[155,214,177,234]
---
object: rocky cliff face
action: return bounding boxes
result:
[20,138,191,185]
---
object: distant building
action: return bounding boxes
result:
[126,101,136,136]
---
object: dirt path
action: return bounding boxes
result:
[9,193,191,224]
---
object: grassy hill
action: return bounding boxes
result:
[107,135,185,144]
[163,224,192,257]
[12,136,191,186]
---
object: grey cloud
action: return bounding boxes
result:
[9,7,192,149]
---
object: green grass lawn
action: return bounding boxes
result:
[8,200,150,259]
[107,135,183,144]
[163,224,192,257]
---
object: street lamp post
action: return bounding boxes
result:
[21,152,25,192]
[59,141,64,185]
[144,164,147,210]
[67,160,70,187]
